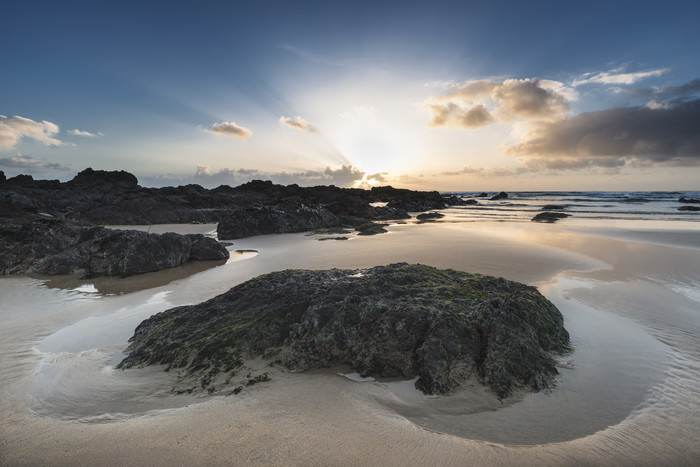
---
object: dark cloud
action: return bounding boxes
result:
[440,166,530,177]
[0,154,71,171]
[628,78,700,102]
[208,121,252,140]
[509,99,700,169]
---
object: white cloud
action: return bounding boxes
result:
[188,164,374,188]
[0,115,63,151]
[572,66,670,87]
[425,78,570,130]
[68,129,103,137]
[279,116,317,132]
[208,121,252,140]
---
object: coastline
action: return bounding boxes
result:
[1,219,699,465]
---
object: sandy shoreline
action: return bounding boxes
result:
[1,220,699,465]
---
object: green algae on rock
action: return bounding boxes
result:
[118,263,571,398]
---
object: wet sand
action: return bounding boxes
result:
[1,219,699,465]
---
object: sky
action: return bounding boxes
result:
[2,0,699,191]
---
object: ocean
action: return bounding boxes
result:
[443,191,700,223]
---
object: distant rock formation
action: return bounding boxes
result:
[118,263,571,399]
[0,168,455,227]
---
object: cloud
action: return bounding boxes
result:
[0,115,63,151]
[572,66,670,86]
[426,78,570,129]
[208,121,252,140]
[439,166,530,177]
[68,129,103,137]
[187,164,376,188]
[508,98,700,169]
[427,103,494,128]
[0,153,71,171]
[279,116,317,132]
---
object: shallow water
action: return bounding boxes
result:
[1,219,699,462]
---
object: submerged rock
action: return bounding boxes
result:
[490,191,508,201]
[118,263,571,398]
[532,212,571,223]
[678,206,700,211]
[416,212,445,221]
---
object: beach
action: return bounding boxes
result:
[1,214,699,465]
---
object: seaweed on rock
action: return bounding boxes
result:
[118,263,571,398]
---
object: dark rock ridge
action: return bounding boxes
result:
[217,204,340,240]
[678,206,700,211]
[118,263,571,398]
[490,191,509,200]
[0,168,455,226]
[541,204,567,211]
[532,212,571,223]
[679,197,700,203]
[416,212,445,220]
[0,219,229,276]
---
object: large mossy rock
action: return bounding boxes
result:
[119,263,571,398]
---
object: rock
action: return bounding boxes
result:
[355,222,388,236]
[679,197,700,204]
[217,204,340,240]
[678,206,700,211]
[476,192,489,198]
[443,195,479,206]
[0,171,5,183]
[0,169,451,227]
[68,167,139,189]
[0,219,229,277]
[541,205,566,211]
[490,191,508,200]
[118,264,571,399]
[416,212,444,220]
[532,212,571,223]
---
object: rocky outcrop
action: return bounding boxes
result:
[118,263,571,398]
[1,169,453,227]
[416,212,444,220]
[490,191,509,201]
[679,197,700,204]
[217,204,340,240]
[678,206,700,212]
[532,212,571,223]
[0,219,229,277]
[542,205,566,211]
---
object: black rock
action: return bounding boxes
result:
[118,264,571,399]
[541,205,566,211]
[678,206,700,211]
[0,219,229,277]
[532,212,571,223]
[490,191,508,201]
[355,222,388,236]
[679,197,700,204]
[416,212,444,220]
[217,204,339,240]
